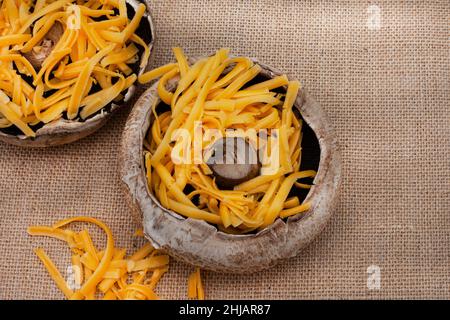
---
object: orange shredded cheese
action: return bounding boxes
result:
[34,248,74,298]
[188,267,204,300]
[28,216,206,300]
[140,48,316,233]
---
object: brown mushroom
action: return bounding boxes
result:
[120,58,342,273]
[0,0,155,148]
[22,21,64,70]
[206,137,260,189]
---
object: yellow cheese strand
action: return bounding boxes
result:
[127,255,169,272]
[18,0,72,34]
[80,73,130,119]
[167,199,222,224]
[211,57,253,90]
[173,47,189,77]
[282,81,300,128]
[130,33,150,69]
[39,98,70,123]
[67,44,114,119]
[157,67,179,105]
[138,63,178,84]
[196,268,205,300]
[187,269,198,299]
[124,284,158,300]
[253,108,279,130]
[101,44,139,67]
[187,268,204,300]
[34,248,74,299]
[234,169,284,192]
[213,64,262,100]
[153,162,196,207]
[246,75,289,91]
[89,16,127,29]
[262,170,316,227]
[179,51,228,136]
[279,124,293,173]
[252,178,281,220]
[279,202,312,219]
[0,99,35,136]
[0,54,38,81]
[129,243,154,261]
[52,216,115,300]
[20,12,66,53]
[78,6,114,17]
[117,0,127,18]
[79,229,99,264]
[5,0,19,32]
[170,58,208,116]
[120,3,146,42]
[284,197,300,209]
[81,16,107,50]
[0,34,31,47]
[27,226,74,245]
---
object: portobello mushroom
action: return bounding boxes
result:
[120,59,341,273]
[0,0,155,147]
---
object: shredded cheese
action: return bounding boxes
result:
[34,248,74,298]
[140,48,316,233]
[187,268,204,300]
[28,216,176,300]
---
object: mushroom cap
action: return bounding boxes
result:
[119,59,341,273]
[0,0,155,148]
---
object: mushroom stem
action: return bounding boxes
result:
[206,137,260,189]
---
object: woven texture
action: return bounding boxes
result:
[1,0,449,299]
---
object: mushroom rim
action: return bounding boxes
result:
[0,0,155,148]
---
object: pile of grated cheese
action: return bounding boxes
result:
[28,216,204,300]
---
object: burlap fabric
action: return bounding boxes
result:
[1,0,449,299]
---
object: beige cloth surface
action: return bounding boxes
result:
[1,0,449,299]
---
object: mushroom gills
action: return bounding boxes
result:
[206,137,260,189]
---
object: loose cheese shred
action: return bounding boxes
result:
[52,216,115,300]
[0,0,149,136]
[138,63,177,84]
[34,248,74,299]
[187,268,204,300]
[140,49,317,233]
[29,216,204,300]
[172,47,189,77]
